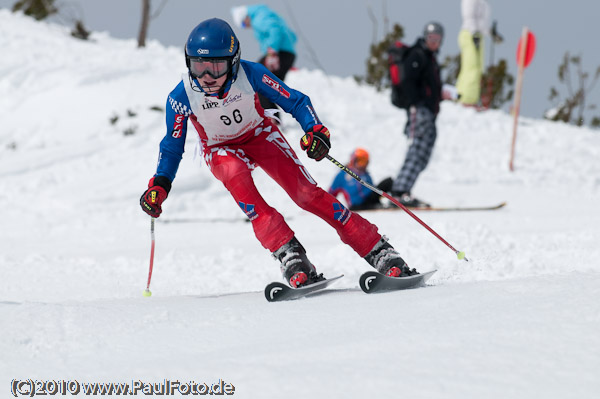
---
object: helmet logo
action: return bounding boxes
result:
[229,36,235,53]
[197,49,209,55]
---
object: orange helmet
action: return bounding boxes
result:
[350,148,369,169]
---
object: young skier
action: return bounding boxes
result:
[328,148,392,210]
[140,18,418,288]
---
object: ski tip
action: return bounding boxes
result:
[359,271,381,293]
[421,269,437,283]
[264,282,288,302]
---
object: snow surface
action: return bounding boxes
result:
[1,10,600,399]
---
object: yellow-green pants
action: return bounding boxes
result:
[456,29,485,105]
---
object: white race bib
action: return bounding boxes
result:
[183,68,263,146]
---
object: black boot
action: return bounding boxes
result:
[364,236,419,277]
[273,237,324,288]
[391,191,431,208]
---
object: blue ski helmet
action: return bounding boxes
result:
[185,18,241,89]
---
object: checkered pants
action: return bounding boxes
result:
[392,106,437,193]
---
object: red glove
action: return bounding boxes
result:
[300,124,331,161]
[140,176,171,217]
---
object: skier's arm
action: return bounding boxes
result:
[155,81,191,182]
[241,61,320,131]
[242,61,330,161]
[140,82,191,217]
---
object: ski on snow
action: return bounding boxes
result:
[264,270,436,301]
[359,270,437,293]
[359,202,506,212]
[264,275,344,302]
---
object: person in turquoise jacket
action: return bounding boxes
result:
[231,4,297,123]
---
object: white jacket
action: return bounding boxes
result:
[461,0,491,34]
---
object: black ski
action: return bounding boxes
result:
[359,270,436,293]
[264,275,344,302]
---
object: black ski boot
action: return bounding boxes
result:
[391,191,431,208]
[364,236,419,277]
[273,237,325,288]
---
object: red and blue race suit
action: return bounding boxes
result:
[153,60,381,255]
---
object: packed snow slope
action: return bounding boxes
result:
[1,11,599,399]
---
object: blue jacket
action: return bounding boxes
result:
[329,168,374,208]
[155,60,320,182]
[247,4,296,54]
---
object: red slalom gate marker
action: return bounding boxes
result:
[510,27,537,171]
[517,30,536,68]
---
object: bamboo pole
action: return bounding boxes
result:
[509,27,529,172]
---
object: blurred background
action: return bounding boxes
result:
[2,0,600,126]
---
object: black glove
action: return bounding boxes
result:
[300,124,331,161]
[140,176,172,217]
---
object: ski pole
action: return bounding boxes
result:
[325,154,468,261]
[143,217,156,297]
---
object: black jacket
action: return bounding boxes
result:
[402,38,442,115]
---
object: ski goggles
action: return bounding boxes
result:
[189,58,230,79]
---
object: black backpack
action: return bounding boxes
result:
[388,41,414,109]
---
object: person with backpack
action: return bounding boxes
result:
[140,18,419,290]
[328,148,393,211]
[388,22,453,207]
[231,5,296,125]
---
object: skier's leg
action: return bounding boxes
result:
[272,236,325,287]
[204,146,294,252]
[205,134,320,287]
[456,29,482,106]
[392,107,437,195]
[248,124,381,257]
